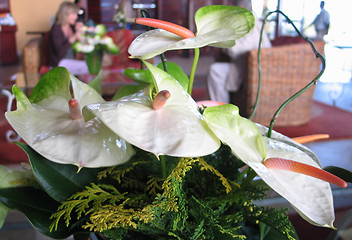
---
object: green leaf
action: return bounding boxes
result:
[0,187,74,239]
[29,67,71,103]
[0,165,36,229]
[88,70,102,95]
[112,84,148,100]
[157,62,189,91]
[16,142,102,202]
[124,68,153,84]
[324,166,352,183]
[0,202,8,228]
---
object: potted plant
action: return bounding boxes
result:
[1,5,351,240]
[72,24,119,75]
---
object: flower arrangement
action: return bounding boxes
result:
[72,23,119,74]
[0,5,351,240]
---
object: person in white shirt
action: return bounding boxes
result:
[207,0,271,103]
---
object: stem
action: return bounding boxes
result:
[248,11,268,120]
[188,48,200,95]
[160,155,167,180]
[140,10,168,73]
[249,10,325,138]
[160,54,168,72]
[241,168,258,187]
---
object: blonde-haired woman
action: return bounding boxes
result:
[49,1,88,75]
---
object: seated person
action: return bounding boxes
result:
[48,1,88,75]
[207,0,271,103]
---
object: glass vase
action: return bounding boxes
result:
[85,50,103,75]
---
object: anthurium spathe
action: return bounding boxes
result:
[203,104,345,228]
[84,61,220,157]
[128,5,255,59]
[5,67,134,168]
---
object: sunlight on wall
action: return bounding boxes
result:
[10,0,66,54]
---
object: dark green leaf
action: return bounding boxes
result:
[157,61,189,91]
[112,83,148,100]
[73,232,91,240]
[16,142,102,202]
[0,187,74,238]
[88,70,102,95]
[324,166,352,183]
[124,68,153,84]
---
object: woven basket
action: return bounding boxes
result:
[231,41,325,127]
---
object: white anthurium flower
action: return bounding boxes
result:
[84,61,221,157]
[5,67,135,168]
[95,24,106,36]
[203,104,345,228]
[73,42,95,53]
[128,5,255,59]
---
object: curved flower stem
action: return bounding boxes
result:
[248,11,269,120]
[139,11,168,72]
[249,10,326,138]
[188,48,200,95]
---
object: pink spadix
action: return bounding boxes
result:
[135,18,195,39]
[264,158,347,188]
[153,90,171,110]
[68,99,82,120]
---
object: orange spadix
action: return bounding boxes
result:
[68,99,82,120]
[264,158,347,188]
[153,90,171,110]
[135,18,195,39]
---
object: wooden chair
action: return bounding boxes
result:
[230,40,325,126]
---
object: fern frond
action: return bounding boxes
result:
[97,161,149,183]
[160,157,198,212]
[147,176,162,196]
[197,158,235,193]
[50,183,126,231]
[84,201,154,232]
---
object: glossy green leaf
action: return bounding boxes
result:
[29,67,71,103]
[0,165,36,229]
[128,5,254,59]
[85,61,220,157]
[124,68,153,84]
[112,84,148,100]
[0,187,74,239]
[157,61,189,91]
[5,67,135,168]
[16,142,101,202]
[324,166,352,183]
